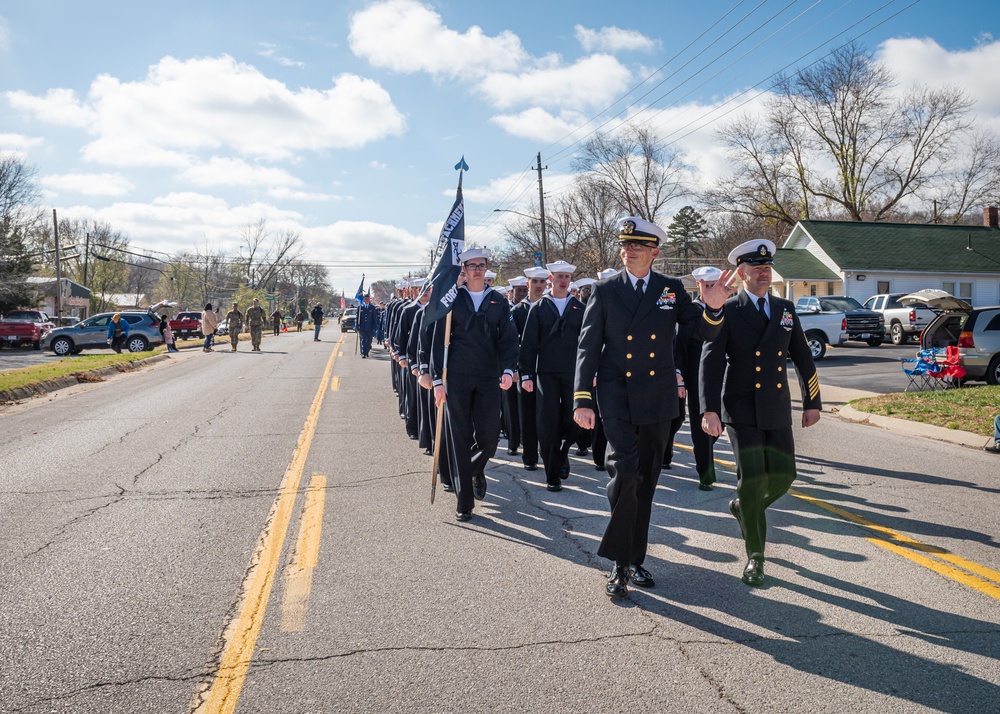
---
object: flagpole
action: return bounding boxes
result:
[430,309,452,503]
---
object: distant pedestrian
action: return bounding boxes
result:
[106,313,130,353]
[294,311,305,332]
[271,308,283,337]
[225,302,244,352]
[985,415,1000,453]
[311,303,324,341]
[201,303,218,352]
[159,317,178,353]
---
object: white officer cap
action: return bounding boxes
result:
[459,247,492,263]
[575,277,596,288]
[484,270,497,279]
[598,268,619,280]
[728,239,775,266]
[692,266,723,282]
[545,260,576,275]
[617,216,666,245]
[523,267,550,280]
[508,276,528,287]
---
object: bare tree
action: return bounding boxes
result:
[711,43,974,227]
[928,128,1000,223]
[237,218,304,290]
[0,155,43,311]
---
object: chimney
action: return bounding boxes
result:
[985,206,999,228]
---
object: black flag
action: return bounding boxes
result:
[421,169,467,324]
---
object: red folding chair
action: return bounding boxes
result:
[937,345,966,388]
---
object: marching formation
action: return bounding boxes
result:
[377,215,822,599]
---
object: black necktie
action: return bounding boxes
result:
[757,297,768,320]
[635,278,645,296]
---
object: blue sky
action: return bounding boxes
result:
[2,0,998,291]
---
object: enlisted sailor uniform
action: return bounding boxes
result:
[519,294,585,487]
[574,270,723,568]
[393,299,422,439]
[700,289,821,560]
[511,298,540,468]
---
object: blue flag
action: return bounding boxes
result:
[420,172,466,324]
[354,274,365,304]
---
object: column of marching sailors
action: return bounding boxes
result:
[377,218,821,598]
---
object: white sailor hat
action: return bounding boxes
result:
[691,266,723,282]
[728,239,775,266]
[545,260,576,274]
[523,267,550,280]
[575,277,596,288]
[494,285,509,295]
[459,247,492,263]
[598,268,619,280]
[508,276,528,287]
[484,270,497,279]
[569,281,578,290]
[408,277,427,287]
[395,281,407,289]
[617,216,666,245]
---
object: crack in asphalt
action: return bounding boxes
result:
[25,482,127,558]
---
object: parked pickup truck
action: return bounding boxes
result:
[862,292,938,345]
[795,296,885,347]
[168,311,203,340]
[0,310,56,350]
[795,307,847,361]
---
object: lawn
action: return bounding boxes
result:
[850,384,1000,437]
[0,346,168,393]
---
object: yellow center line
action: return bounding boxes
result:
[194,334,345,714]
[280,473,328,632]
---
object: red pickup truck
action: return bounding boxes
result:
[0,310,56,350]
[168,311,203,340]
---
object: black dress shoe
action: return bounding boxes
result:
[627,564,655,588]
[559,461,570,480]
[507,448,519,455]
[545,482,562,492]
[595,463,606,471]
[606,565,629,599]
[576,447,589,456]
[442,482,455,492]
[729,498,746,539]
[472,473,487,500]
[455,511,472,522]
[422,448,433,455]
[742,557,765,586]
[698,483,713,491]
[524,463,537,472]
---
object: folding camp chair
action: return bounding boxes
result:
[936,344,966,388]
[900,348,942,392]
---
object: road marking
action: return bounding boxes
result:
[330,376,341,391]
[194,333,345,714]
[280,474,327,632]
[338,351,344,357]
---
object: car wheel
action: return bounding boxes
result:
[987,355,1000,386]
[890,322,907,345]
[52,337,73,356]
[127,336,149,353]
[805,331,827,360]
[866,336,882,347]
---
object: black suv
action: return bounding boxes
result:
[795,296,885,346]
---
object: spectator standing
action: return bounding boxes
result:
[159,317,178,353]
[270,308,283,337]
[985,415,1000,453]
[201,303,218,352]
[311,303,324,341]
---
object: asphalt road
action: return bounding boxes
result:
[1,329,997,713]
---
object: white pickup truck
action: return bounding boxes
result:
[862,293,938,345]
[795,308,847,360]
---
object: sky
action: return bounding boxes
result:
[1,0,999,292]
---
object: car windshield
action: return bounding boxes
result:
[821,297,864,311]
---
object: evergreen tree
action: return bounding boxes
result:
[666,205,708,274]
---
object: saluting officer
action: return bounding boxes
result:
[432,248,519,522]
[512,267,549,472]
[573,217,734,599]
[519,261,586,492]
[701,239,822,587]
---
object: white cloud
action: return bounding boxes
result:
[574,25,657,53]
[369,160,387,169]
[7,55,407,166]
[41,172,134,197]
[479,54,631,111]
[349,0,526,79]
[0,133,44,156]
[257,41,306,69]
[491,107,588,143]
[181,157,303,189]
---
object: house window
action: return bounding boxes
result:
[877,280,890,293]
[810,285,817,296]
[959,282,973,303]
[827,282,836,295]
[942,281,955,295]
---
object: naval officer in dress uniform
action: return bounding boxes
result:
[700,239,821,587]
[573,217,735,599]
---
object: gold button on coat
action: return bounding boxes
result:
[651,334,656,340]
[626,372,632,377]
[778,351,783,356]
[627,335,633,341]
[627,353,632,359]
[649,352,655,358]
[777,383,783,388]
[778,366,783,372]
[755,351,761,356]
[755,366,761,372]
[755,383,761,388]
[649,370,655,376]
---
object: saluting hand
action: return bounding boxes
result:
[698,269,738,310]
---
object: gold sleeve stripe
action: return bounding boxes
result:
[574,391,593,400]
[702,310,723,326]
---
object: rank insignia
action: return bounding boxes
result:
[780,308,794,329]
[656,289,676,309]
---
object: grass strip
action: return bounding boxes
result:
[850,385,999,437]
[0,346,167,393]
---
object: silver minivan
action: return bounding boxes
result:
[903,290,1000,385]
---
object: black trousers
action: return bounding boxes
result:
[444,373,502,513]
[502,385,520,451]
[686,378,717,485]
[359,329,373,355]
[417,379,433,450]
[518,385,539,466]
[598,416,671,566]
[404,369,419,438]
[664,396,686,467]
[725,423,797,559]
[429,398,452,487]
[536,373,576,486]
[591,394,607,468]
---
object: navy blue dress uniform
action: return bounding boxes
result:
[502,277,528,455]
[518,262,585,491]
[357,298,377,357]
[432,249,520,520]
[512,266,549,471]
[405,300,433,452]
[393,285,424,440]
[700,239,821,587]
[574,217,726,598]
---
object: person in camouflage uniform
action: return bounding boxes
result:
[245,298,267,351]
[225,302,244,352]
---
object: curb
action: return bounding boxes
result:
[835,403,993,450]
[0,352,173,404]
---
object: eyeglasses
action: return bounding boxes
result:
[464,263,488,271]
[620,240,651,251]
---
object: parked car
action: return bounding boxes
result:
[795,307,848,361]
[0,310,56,350]
[42,311,164,356]
[862,292,938,345]
[795,296,885,346]
[905,290,1000,385]
[339,308,358,332]
[169,311,203,340]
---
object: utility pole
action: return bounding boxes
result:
[52,209,63,319]
[536,152,548,265]
[83,231,91,287]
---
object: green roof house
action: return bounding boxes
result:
[772,207,1000,306]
